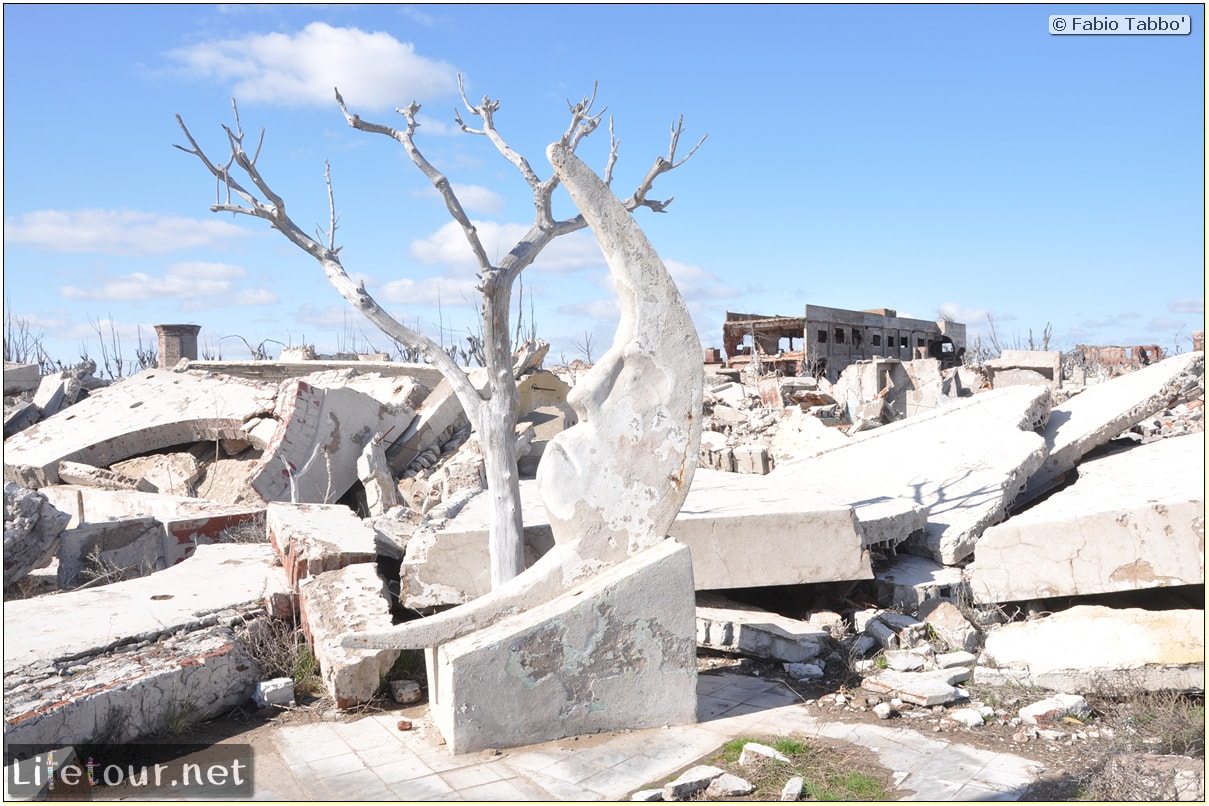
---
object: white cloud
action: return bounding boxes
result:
[412,184,505,214]
[665,260,740,302]
[4,209,254,255]
[937,302,992,325]
[409,221,604,274]
[556,298,620,321]
[1146,316,1187,333]
[167,22,458,110]
[378,275,481,307]
[1168,297,1204,313]
[60,262,275,308]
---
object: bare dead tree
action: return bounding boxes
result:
[572,330,596,364]
[176,80,703,588]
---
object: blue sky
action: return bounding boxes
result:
[3,4,1204,369]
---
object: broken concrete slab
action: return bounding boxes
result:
[4,368,278,488]
[1022,350,1204,501]
[398,469,875,608]
[249,370,419,505]
[299,564,399,709]
[56,516,165,588]
[777,385,1052,564]
[385,369,486,475]
[767,407,848,464]
[3,543,289,670]
[917,599,980,653]
[970,433,1205,603]
[980,606,1204,693]
[3,483,71,587]
[424,538,697,754]
[267,502,376,589]
[861,666,971,706]
[3,624,258,747]
[56,460,155,492]
[109,452,202,496]
[184,358,445,388]
[696,594,828,663]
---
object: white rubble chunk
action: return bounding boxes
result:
[784,660,826,679]
[3,482,70,586]
[949,707,987,727]
[1019,693,1090,725]
[739,741,790,765]
[706,773,755,797]
[631,789,665,801]
[918,599,980,653]
[254,677,296,708]
[663,765,725,801]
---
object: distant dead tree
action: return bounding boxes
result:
[176,80,703,588]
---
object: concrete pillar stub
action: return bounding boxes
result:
[154,324,201,368]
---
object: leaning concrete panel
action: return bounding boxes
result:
[778,385,1052,565]
[1023,351,1204,500]
[3,543,287,669]
[969,433,1205,603]
[426,539,697,754]
[3,368,278,488]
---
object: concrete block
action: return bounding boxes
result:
[970,433,1204,603]
[874,553,966,610]
[696,594,827,663]
[4,361,40,394]
[267,502,376,589]
[4,400,41,438]
[981,606,1204,693]
[426,539,697,754]
[3,626,257,746]
[110,452,202,496]
[733,444,771,474]
[299,564,399,709]
[706,773,755,797]
[386,371,484,474]
[986,350,1062,389]
[357,439,399,516]
[1019,693,1089,725]
[1023,351,1204,500]
[739,742,790,765]
[917,599,980,653]
[4,368,279,488]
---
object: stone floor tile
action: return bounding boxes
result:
[387,771,458,800]
[302,751,369,780]
[437,760,509,789]
[273,723,351,763]
[575,765,650,799]
[322,768,396,800]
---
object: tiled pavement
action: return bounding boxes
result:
[250,671,1046,801]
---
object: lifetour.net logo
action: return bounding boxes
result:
[3,744,254,800]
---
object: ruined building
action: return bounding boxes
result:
[723,305,966,382]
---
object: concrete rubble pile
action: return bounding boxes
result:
[2,346,1204,752]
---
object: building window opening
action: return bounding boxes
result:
[872,334,882,347]
[817,329,828,344]
[899,336,908,349]
[834,327,846,344]
[853,329,863,348]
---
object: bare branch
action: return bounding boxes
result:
[175,107,486,422]
[335,86,493,272]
